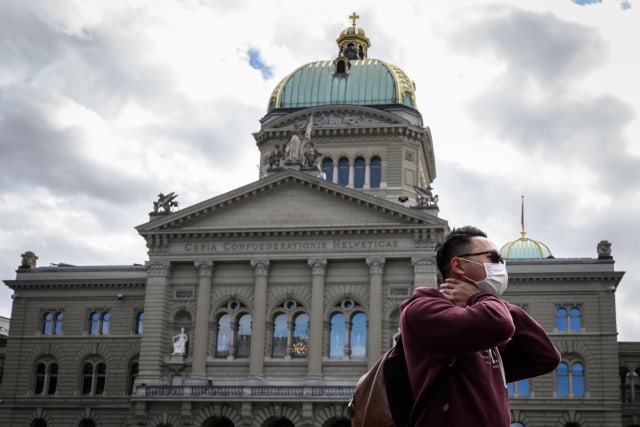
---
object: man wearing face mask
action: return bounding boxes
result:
[400,225,560,427]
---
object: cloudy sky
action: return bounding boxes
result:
[1,0,638,340]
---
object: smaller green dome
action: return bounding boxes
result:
[500,231,554,259]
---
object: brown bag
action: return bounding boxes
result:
[349,337,412,427]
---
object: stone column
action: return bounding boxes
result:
[306,258,327,384]
[136,261,172,387]
[187,260,214,385]
[364,160,371,189]
[248,259,270,383]
[348,163,355,188]
[332,163,338,184]
[366,257,385,368]
[412,256,438,289]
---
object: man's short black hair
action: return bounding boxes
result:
[435,226,487,278]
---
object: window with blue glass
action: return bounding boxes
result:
[135,311,144,335]
[322,158,334,181]
[557,360,585,397]
[329,299,367,360]
[511,423,525,427]
[42,311,63,335]
[88,310,110,335]
[353,157,365,188]
[370,156,381,188]
[329,313,346,359]
[507,378,530,397]
[270,300,309,358]
[216,313,232,358]
[338,157,350,186]
[215,300,251,359]
[556,306,581,332]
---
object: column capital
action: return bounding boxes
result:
[250,259,270,276]
[366,257,385,275]
[146,261,172,277]
[194,260,214,277]
[411,256,436,273]
[308,258,327,276]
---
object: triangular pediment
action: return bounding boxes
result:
[137,170,446,236]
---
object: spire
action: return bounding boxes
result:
[520,195,526,238]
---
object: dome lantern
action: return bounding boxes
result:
[336,12,370,60]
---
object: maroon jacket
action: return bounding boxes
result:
[400,287,560,427]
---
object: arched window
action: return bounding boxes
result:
[135,311,144,335]
[370,156,381,188]
[557,361,585,397]
[42,312,63,335]
[329,300,367,360]
[88,311,110,335]
[622,367,640,403]
[569,307,581,332]
[557,306,581,332]
[214,301,252,359]
[34,360,58,395]
[292,313,309,358]
[54,312,63,335]
[236,313,252,358]
[557,362,569,397]
[353,157,365,188]
[338,157,350,186]
[31,419,47,427]
[329,313,346,359]
[128,360,139,395]
[511,423,525,427]
[572,362,585,397]
[507,378,530,397]
[270,301,309,359]
[216,313,232,358]
[42,312,53,335]
[556,307,568,332]
[322,158,334,181]
[81,360,106,395]
[350,312,367,359]
[79,420,96,427]
[101,312,111,334]
[271,313,288,358]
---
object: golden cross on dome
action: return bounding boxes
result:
[349,12,360,27]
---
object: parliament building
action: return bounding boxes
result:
[1,14,639,427]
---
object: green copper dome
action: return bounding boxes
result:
[500,230,554,259]
[267,13,416,112]
[268,59,416,111]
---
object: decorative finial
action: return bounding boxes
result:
[520,195,527,238]
[349,12,360,27]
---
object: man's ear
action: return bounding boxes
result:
[450,257,465,276]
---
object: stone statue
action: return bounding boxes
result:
[597,240,612,259]
[20,251,38,269]
[414,185,439,208]
[303,142,322,169]
[284,114,314,163]
[172,328,188,355]
[268,144,284,168]
[153,192,179,214]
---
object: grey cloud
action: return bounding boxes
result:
[449,7,606,85]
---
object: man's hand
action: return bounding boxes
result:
[439,278,482,307]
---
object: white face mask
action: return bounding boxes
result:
[461,259,509,296]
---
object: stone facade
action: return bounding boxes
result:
[1,13,639,427]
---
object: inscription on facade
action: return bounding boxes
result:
[183,239,399,253]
